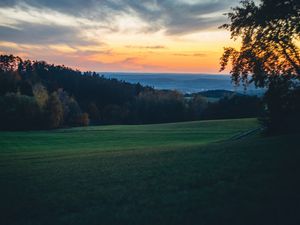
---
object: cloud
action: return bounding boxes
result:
[0,41,119,71]
[119,57,140,64]
[173,52,207,57]
[125,45,166,49]
[0,41,160,72]
[0,24,98,46]
[0,0,240,35]
[119,0,235,35]
[0,0,240,73]
[114,56,166,72]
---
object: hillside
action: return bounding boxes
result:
[1,118,300,225]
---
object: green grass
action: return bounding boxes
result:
[0,118,300,225]
[0,118,257,153]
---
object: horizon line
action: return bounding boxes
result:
[98,71,230,76]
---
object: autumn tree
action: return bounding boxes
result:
[33,84,48,108]
[45,92,64,129]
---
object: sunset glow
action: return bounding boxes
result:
[0,0,241,73]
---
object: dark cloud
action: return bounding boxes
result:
[0,24,97,45]
[173,53,207,57]
[122,0,235,34]
[120,57,139,64]
[0,0,239,35]
[125,45,166,49]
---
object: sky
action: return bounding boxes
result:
[0,0,241,73]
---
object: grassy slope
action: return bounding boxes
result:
[0,118,300,225]
[0,118,257,153]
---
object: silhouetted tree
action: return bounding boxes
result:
[202,95,263,120]
[0,93,41,130]
[132,90,186,124]
[187,95,208,120]
[220,0,300,133]
[87,102,101,123]
[0,55,22,72]
[75,113,89,126]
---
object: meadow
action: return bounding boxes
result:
[0,118,299,225]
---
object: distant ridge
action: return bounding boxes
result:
[195,90,244,98]
[102,72,265,95]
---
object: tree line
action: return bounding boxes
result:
[0,54,263,130]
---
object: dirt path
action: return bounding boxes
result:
[229,127,263,141]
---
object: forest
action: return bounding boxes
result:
[0,54,262,130]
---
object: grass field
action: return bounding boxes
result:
[0,118,300,225]
[0,118,258,153]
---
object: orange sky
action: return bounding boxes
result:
[0,0,241,73]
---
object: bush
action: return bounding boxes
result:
[202,95,263,120]
[262,79,300,134]
[0,93,42,130]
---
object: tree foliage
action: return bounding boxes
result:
[45,92,64,129]
[220,0,300,133]
[220,0,300,87]
[0,93,42,130]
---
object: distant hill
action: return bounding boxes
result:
[102,72,265,95]
[195,90,244,98]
